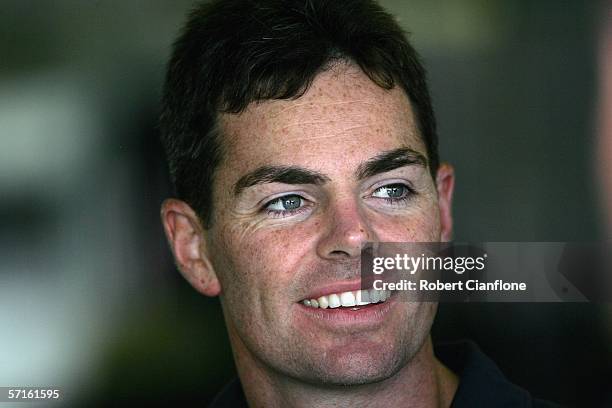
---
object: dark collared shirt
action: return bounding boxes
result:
[209,340,560,407]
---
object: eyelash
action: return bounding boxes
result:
[264,206,311,218]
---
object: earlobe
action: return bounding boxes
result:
[435,164,455,242]
[160,198,221,296]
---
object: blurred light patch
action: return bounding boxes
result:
[0,73,101,193]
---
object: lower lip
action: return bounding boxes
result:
[295,296,396,328]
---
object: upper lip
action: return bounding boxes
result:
[300,277,377,301]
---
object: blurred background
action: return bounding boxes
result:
[0,0,610,406]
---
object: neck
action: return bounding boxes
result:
[231,335,458,408]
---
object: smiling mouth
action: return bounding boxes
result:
[300,289,392,310]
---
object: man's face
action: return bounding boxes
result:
[206,63,450,385]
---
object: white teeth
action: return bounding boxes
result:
[328,294,341,308]
[356,290,370,305]
[317,296,329,309]
[339,291,356,307]
[302,288,393,309]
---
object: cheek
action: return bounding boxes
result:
[212,220,314,303]
[371,200,441,242]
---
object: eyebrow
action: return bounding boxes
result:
[356,147,428,180]
[233,147,428,196]
[234,165,330,196]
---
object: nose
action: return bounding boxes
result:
[316,197,376,260]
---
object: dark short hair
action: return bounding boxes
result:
[160,0,438,228]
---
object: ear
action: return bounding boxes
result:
[160,198,221,296]
[435,163,455,242]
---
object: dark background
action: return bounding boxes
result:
[0,1,610,406]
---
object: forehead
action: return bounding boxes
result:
[217,63,425,173]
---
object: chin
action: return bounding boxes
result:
[312,360,400,387]
[299,345,404,387]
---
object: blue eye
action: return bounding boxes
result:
[264,194,309,217]
[372,183,413,200]
[267,195,303,211]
